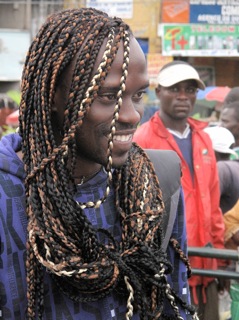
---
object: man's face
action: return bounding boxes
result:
[155,80,198,121]
[220,107,239,140]
[71,37,149,169]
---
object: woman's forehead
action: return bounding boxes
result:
[88,36,144,80]
[61,34,147,93]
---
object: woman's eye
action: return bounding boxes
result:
[98,93,117,102]
[133,91,146,101]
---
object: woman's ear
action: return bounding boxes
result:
[51,80,69,145]
[50,54,79,144]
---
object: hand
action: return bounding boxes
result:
[217,277,231,293]
[232,230,239,246]
[217,265,231,292]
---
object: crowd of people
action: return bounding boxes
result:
[0,7,239,320]
[134,61,228,320]
[134,63,239,320]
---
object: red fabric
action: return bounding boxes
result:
[133,112,226,289]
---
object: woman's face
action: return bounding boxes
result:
[53,36,149,173]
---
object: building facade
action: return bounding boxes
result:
[0,0,238,103]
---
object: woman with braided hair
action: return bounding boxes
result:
[0,7,197,320]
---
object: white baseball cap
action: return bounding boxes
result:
[204,126,238,157]
[157,63,205,90]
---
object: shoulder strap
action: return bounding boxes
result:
[144,149,181,251]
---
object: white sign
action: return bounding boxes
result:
[86,0,133,19]
[0,29,30,81]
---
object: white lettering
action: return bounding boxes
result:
[231,16,239,22]
[192,0,239,5]
[222,5,239,15]
[200,0,216,4]
[218,0,239,4]
[198,14,221,23]
[190,0,216,4]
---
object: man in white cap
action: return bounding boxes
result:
[134,60,227,320]
[204,126,239,214]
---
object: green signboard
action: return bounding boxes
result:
[160,24,239,57]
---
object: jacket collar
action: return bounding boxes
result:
[152,112,209,137]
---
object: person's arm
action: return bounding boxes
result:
[224,200,239,247]
[163,187,193,319]
[210,159,226,246]
[217,161,238,214]
[209,157,229,272]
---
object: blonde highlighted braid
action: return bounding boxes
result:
[19,7,198,320]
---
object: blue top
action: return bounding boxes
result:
[173,132,194,181]
[0,133,192,319]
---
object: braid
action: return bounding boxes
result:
[19,7,197,320]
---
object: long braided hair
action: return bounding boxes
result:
[19,7,197,320]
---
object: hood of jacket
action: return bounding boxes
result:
[187,116,209,130]
[0,133,25,180]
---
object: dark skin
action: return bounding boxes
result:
[232,231,239,246]
[215,151,231,161]
[51,36,149,183]
[155,80,198,133]
[220,107,239,147]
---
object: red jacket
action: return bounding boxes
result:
[133,112,226,290]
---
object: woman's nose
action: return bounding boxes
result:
[118,98,142,124]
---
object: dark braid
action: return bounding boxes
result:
[19,8,198,320]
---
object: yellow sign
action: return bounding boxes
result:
[147,54,173,86]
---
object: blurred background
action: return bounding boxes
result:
[0,0,239,135]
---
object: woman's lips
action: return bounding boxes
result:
[113,134,133,142]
